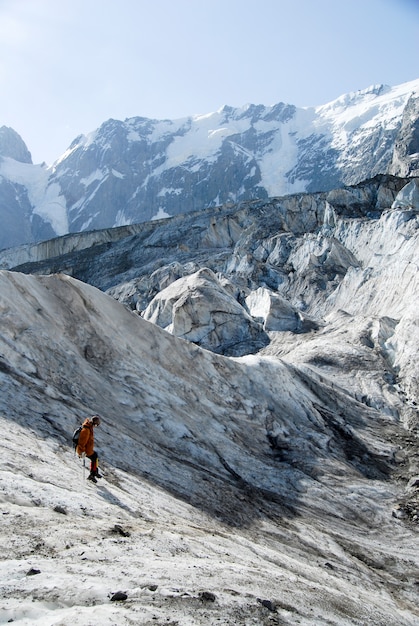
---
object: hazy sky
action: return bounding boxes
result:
[0,0,418,164]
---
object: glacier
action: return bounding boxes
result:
[0,80,418,624]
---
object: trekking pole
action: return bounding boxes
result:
[83,457,86,481]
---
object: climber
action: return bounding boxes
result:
[76,415,102,483]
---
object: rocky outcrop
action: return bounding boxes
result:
[0,177,34,250]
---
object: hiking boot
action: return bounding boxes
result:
[95,470,103,479]
[87,473,97,483]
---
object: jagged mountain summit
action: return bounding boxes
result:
[0,78,418,250]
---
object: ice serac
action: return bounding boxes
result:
[245,286,319,333]
[143,268,269,356]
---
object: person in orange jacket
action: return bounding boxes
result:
[76,415,102,483]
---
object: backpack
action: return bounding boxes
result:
[72,425,82,450]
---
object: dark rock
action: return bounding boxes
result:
[257,598,277,612]
[111,524,131,537]
[407,476,419,490]
[199,591,216,602]
[110,591,128,602]
[392,506,407,519]
[53,505,67,515]
[26,568,41,576]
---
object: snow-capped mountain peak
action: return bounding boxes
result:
[0,79,418,250]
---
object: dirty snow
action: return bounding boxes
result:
[0,268,418,625]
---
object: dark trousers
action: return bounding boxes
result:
[87,451,98,474]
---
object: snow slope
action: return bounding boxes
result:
[0,157,68,235]
[0,269,418,625]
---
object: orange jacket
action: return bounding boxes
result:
[76,418,95,456]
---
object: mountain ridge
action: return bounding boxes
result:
[0,78,418,250]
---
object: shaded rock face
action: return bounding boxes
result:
[0,178,34,250]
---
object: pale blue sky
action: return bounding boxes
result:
[0,0,418,164]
